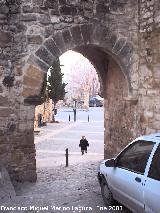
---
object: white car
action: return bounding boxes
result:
[98,133,160,213]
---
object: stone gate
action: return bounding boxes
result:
[0,0,160,182]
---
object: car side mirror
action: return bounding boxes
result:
[105,158,116,167]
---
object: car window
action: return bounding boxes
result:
[148,144,160,181]
[116,140,155,174]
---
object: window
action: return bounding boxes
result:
[148,144,160,181]
[116,140,155,174]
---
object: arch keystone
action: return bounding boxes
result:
[70,25,83,46]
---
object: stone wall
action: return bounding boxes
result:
[138,0,160,135]
[0,0,159,181]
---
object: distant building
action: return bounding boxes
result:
[34,99,52,128]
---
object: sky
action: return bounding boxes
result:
[59,50,94,82]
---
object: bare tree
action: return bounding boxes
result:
[66,57,100,100]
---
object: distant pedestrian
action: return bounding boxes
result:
[79,136,89,155]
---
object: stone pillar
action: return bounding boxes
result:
[104,59,138,158]
[0,103,37,182]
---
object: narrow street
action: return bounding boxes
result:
[13,108,130,212]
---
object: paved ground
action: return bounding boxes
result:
[35,108,104,167]
[1,108,131,212]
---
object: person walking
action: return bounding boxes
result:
[79,136,89,155]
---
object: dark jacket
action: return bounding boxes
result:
[79,139,89,150]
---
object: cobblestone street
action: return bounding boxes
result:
[10,108,130,213]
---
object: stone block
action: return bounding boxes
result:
[0,108,13,117]
[50,9,60,16]
[27,35,43,44]
[39,14,51,25]
[59,5,77,15]
[44,0,58,9]
[0,96,9,106]
[11,152,24,163]
[0,86,3,93]
[153,66,160,78]
[50,15,60,23]
[18,121,34,132]
[151,121,160,130]
[32,0,43,6]
[109,34,118,49]
[144,110,153,118]
[92,25,109,45]
[23,5,34,13]
[53,32,66,53]
[35,46,54,66]
[21,87,40,97]
[62,29,72,48]
[44,39,61,57]
[120,42,133,57]
[10,5,20,14]
[12,132,34,146]
[70,25,83,46]
[7,122,16,133]
[59,0,66,5]
[155,113,160,121]
[28,55,50,73]
[81,24,92,45]
[123,96,138,105]
[25,65,45,81]
[14,65,23,76]
[24,95,44,106]
[23,75,42,88]
[112,37,126,54]
[0,5,9,14]
[145,127,157,134]
[147,89,159,96]
[0,31,12,47]
[96,3,109,15]
[20,14,37,22]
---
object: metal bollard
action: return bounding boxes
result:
[73,109,76,122]
[69,114,70,122]
[65,148,68,167]
[88,115,89,122]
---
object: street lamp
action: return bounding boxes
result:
[73,98,77,122]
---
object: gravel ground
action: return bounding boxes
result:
[13,161,131,213]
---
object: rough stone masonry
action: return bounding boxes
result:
[0,0,160,182]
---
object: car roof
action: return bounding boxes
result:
[135,133,160,143]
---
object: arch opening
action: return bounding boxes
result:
[2,25,136,182]
[26,44,132,181]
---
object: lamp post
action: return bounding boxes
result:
[73,98,77,122]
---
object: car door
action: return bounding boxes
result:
[144,144,160,213]
[110,140,155,213]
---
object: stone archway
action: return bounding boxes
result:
[0,0,159,183]
[23,24,134,100]
[11,23,135,182]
